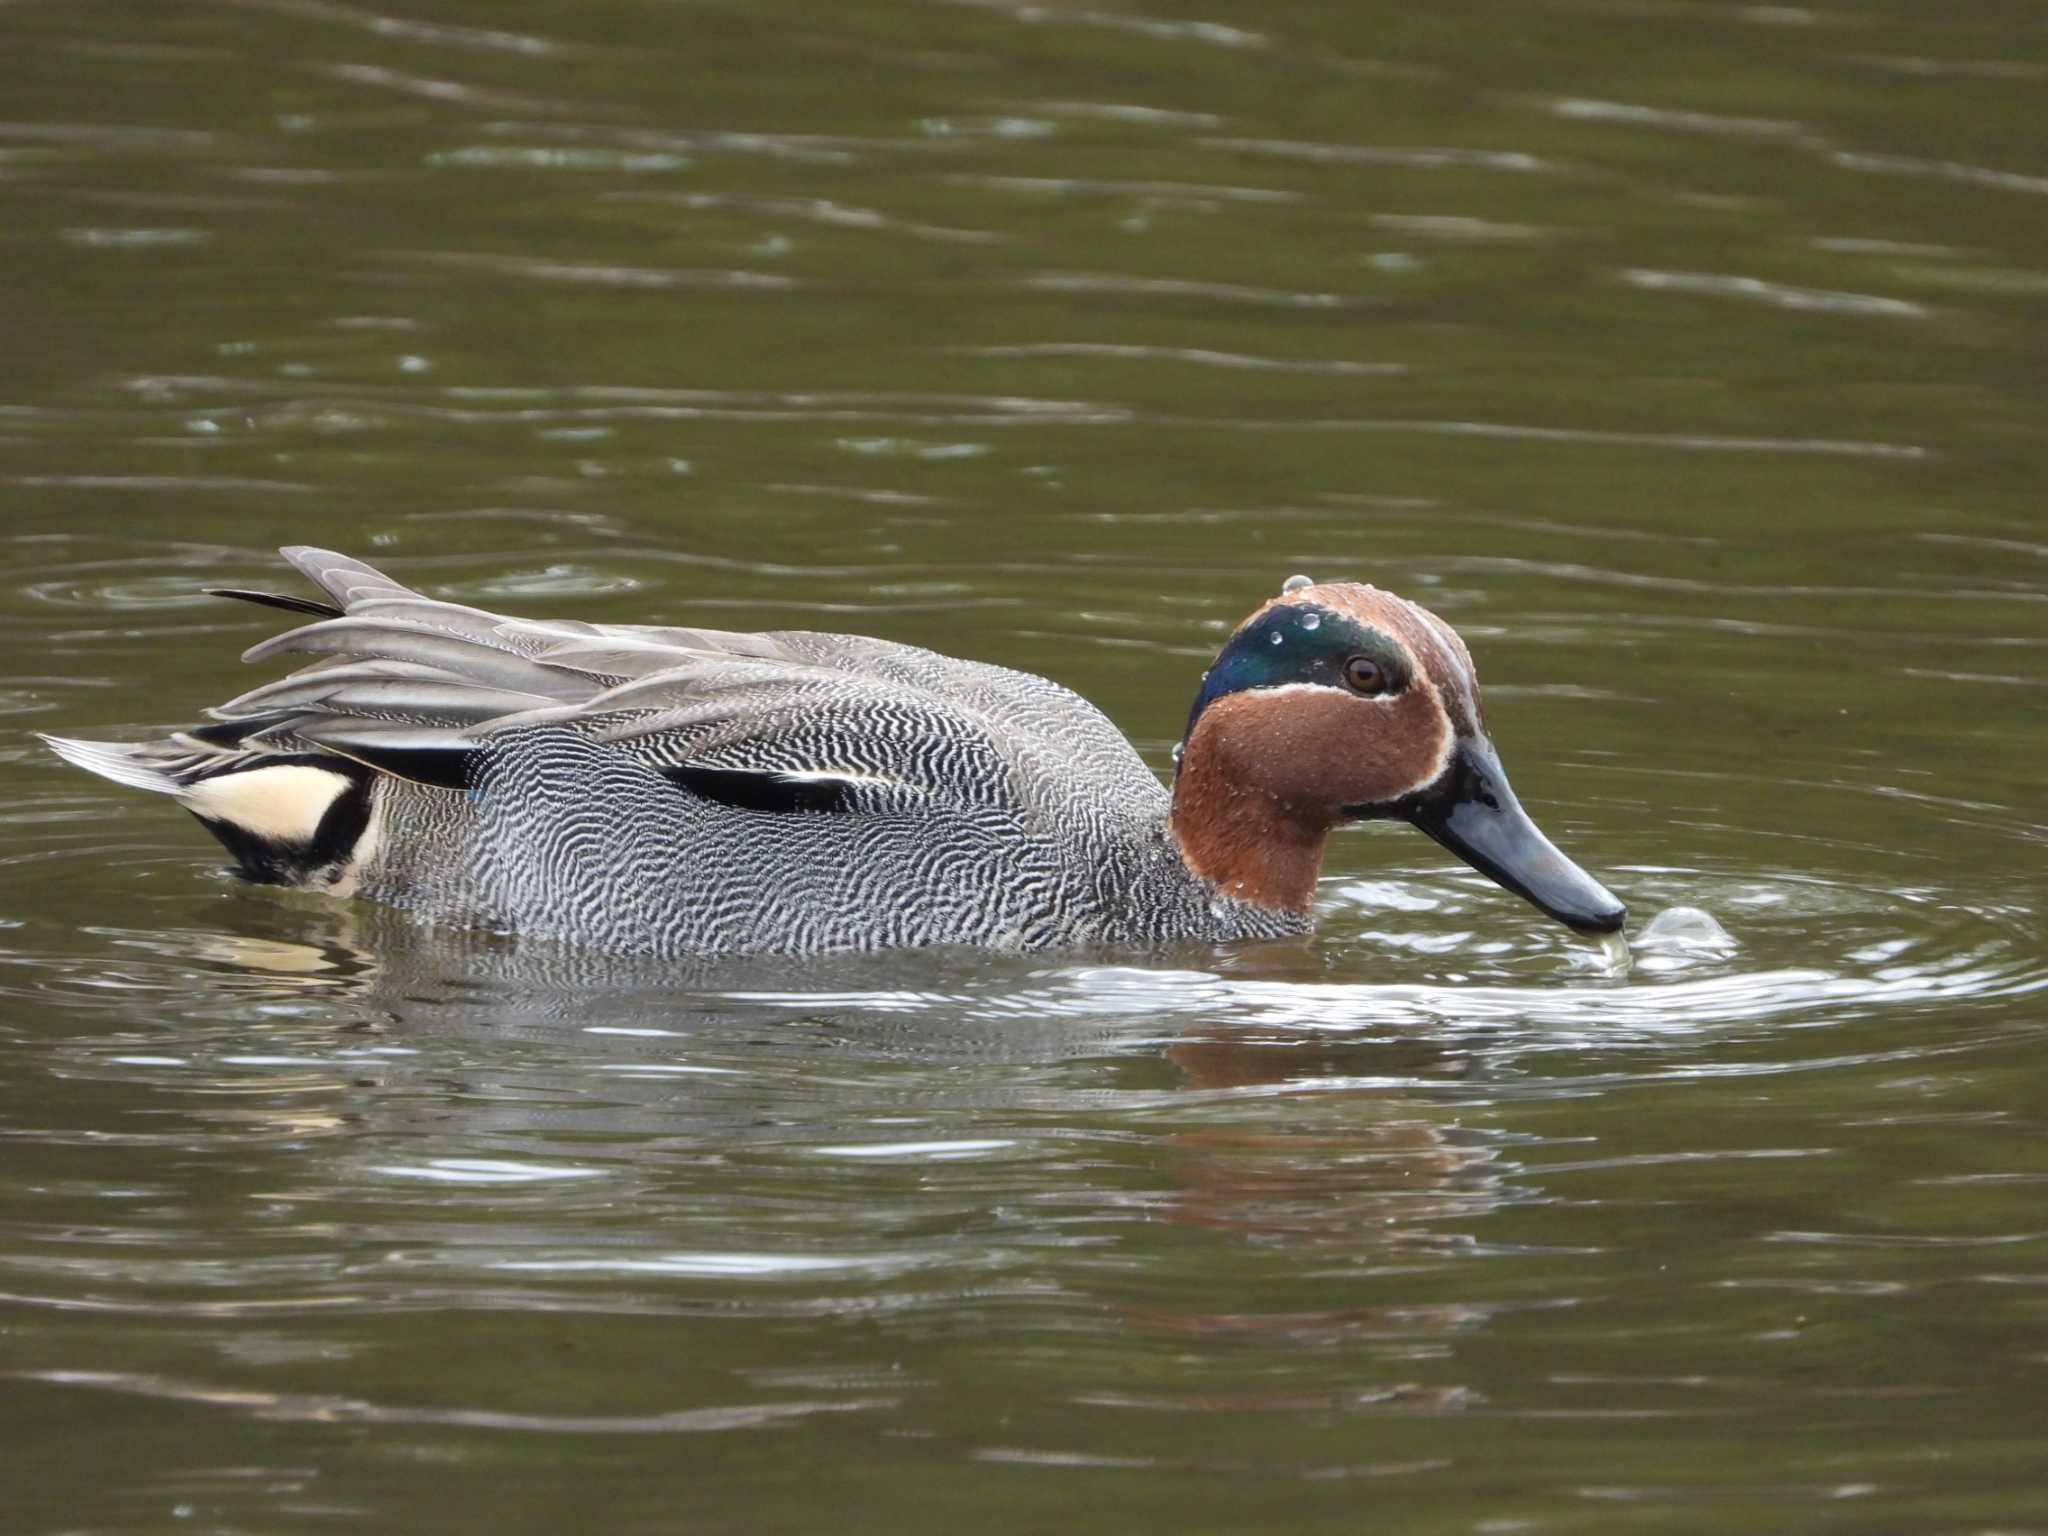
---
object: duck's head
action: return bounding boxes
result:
[1170,576,1625,935]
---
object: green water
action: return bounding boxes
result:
[3,1,2046,1531]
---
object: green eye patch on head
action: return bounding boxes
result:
[1179,602,1413,753]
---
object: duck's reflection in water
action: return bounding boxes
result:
[1095,1027,1504,1416]
[67,896,1516,1434]
[116,894,1514,1302]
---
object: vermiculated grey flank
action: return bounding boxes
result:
[47,547,1301,956]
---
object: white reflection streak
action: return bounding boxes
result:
[431,146,690,172]
[1547,97,1805,138]
[1619,268,1928,319]
[1021,272,1360,307]
[1215,959,2045,1037]
[1221,419,1927,459]
[1025,100,1225,129]
[371,1158,606,1184]
[944,173,1302,204]
[15,474,319,491]
[208,0,560,56]
[0,122,216,148]
[321,65,588,116]
[493,1254,871,1276]
[62,227,208,247]
[947,343,1405,375]
[1831,150,2048,197]
[615,191,1000,243]
[813,1139,1016,1158]
[1369,213,1557,241]
[396,251,798,289]
[17,1370,893,1433]
[1205,136,1553,172]
[937,0,1267,49]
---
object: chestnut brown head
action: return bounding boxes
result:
[1172,579,1625,934]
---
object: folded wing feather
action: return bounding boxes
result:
[204,548,1051,809]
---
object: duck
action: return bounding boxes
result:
[40,547,1624,956]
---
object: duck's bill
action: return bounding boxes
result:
[1405,737,1626,935]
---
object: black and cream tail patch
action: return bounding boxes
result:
[42,735,381,890]
[180,758,380,888]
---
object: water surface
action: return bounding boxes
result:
[3,1,2046,1531]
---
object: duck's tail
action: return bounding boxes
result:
[40,733,188,796]
[40,731,379,889]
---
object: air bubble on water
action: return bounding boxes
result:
[1300,611,1321,631]
[1637,905,1736,953]
[1281,573,1314,593]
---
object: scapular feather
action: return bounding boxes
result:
[206,588,345,620]
[657,763,853,814]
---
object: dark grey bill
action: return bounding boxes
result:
[1405,736,1626,935]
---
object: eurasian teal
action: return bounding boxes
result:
[43,548,1624,955]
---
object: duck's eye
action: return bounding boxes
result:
[1344,656,1386,696]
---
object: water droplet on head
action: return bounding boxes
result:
[1299,611,1321,631]
[1269,630,1284,645]
[1281,573,1313,594]
[1170,742,1184,767]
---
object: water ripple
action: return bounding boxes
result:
[1182,416,1928,459]
[211,0,565,56]
[3,0,2048,1521]
[393,250,800,289]
[1619,269,1928,319]
[1017,272,1364,307]
[15,474,316,493]
[0,121,218,150]
[1204,136,1556,173]
[945,343,1404,374]
[1544,97,1807,139]
[322,64,593,116]
[426,144,689,172]
[610,190,1003,243]
[15,1371,893,1433]
[1829,150,2048,198]
[60,226,209,248]
[943,173,1303,205]
[1020,99,1226,129]
[942,0,1268,50]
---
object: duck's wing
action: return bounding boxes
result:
[283,548,1155,769]
[275,545,797,666]
[183,548,1163,824]
[758,631,1162,811]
